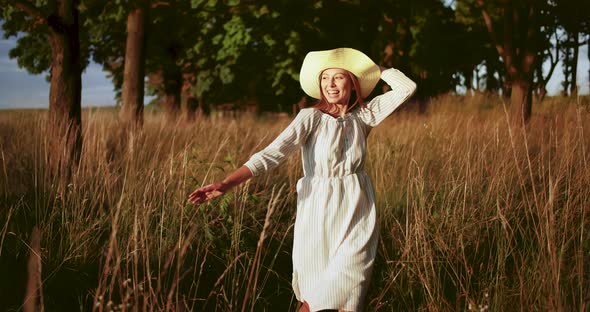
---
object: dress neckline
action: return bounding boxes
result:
[313,108,354,122]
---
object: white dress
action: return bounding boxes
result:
[244,69,416,311]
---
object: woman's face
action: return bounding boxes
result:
[320,68,351,105]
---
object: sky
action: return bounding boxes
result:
[0,35,126,109]
[0,30,156,109]
[0,30,588,110]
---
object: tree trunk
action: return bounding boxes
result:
[180,71,199,122]
[161,64,182,121]
[162,93,181,121]
[464,69,473,93]
[47,0,82,176]
[503,88,511,99]
[510,78,532,125]
[182,97,197,122]
[534,55,549,102]
[474,67,480,92]
[493,1,536,123]
[536,33,559,102]
[570,30,579,97]
[562,40,571,96]
[197,96,210,117]
[120,3,148,130]
[537,86,547,102]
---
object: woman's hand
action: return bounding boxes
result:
[188,165,253,207]
[188,182,227,206]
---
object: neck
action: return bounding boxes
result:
[316,100,350,118]
[334,103,347,117]
[321,103,347,117]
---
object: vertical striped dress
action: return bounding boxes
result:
[244,68,416,311]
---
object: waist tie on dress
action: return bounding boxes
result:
[302,169,366,180]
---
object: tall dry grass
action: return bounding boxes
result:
[0,95,589,311]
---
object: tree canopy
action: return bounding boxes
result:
[2,0,588,118]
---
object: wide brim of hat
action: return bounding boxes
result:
[299,48,380,99]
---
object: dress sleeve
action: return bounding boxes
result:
[243,109,316,176]
[356,68,417,127]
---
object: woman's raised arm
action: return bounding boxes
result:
[356,67,417,127]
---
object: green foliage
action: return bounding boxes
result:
[1,0,91,76]
[217,15,251,63]
[9,30,51,76]
[191,0,218,8]
[1,0,586,112]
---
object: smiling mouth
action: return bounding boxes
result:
[327,90,339,95]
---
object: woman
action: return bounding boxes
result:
[189,47,416,312]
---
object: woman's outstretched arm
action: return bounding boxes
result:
[189,108,316,207]
[188,165,253,206]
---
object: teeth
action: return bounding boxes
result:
[327,91,339,94]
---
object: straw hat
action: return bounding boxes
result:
[299,47,380,99]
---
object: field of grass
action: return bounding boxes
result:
[1,95,589,311]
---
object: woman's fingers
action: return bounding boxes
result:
[190,183,212,195]
[189,184,213,199]
[189,191,210,205]
[188,186,207,205]
[188,184,224,205]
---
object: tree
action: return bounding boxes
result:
[4,0,83,174]
[88,0,207,121]
[373,0,471,112]
[475,0,547,124]
[186,0,312,114]
[534,28,560,101]
[120,0,148,129]
[83,0,150,126]
[145,0,200,120]
[410,0,479,96]
[554,0,590,97]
